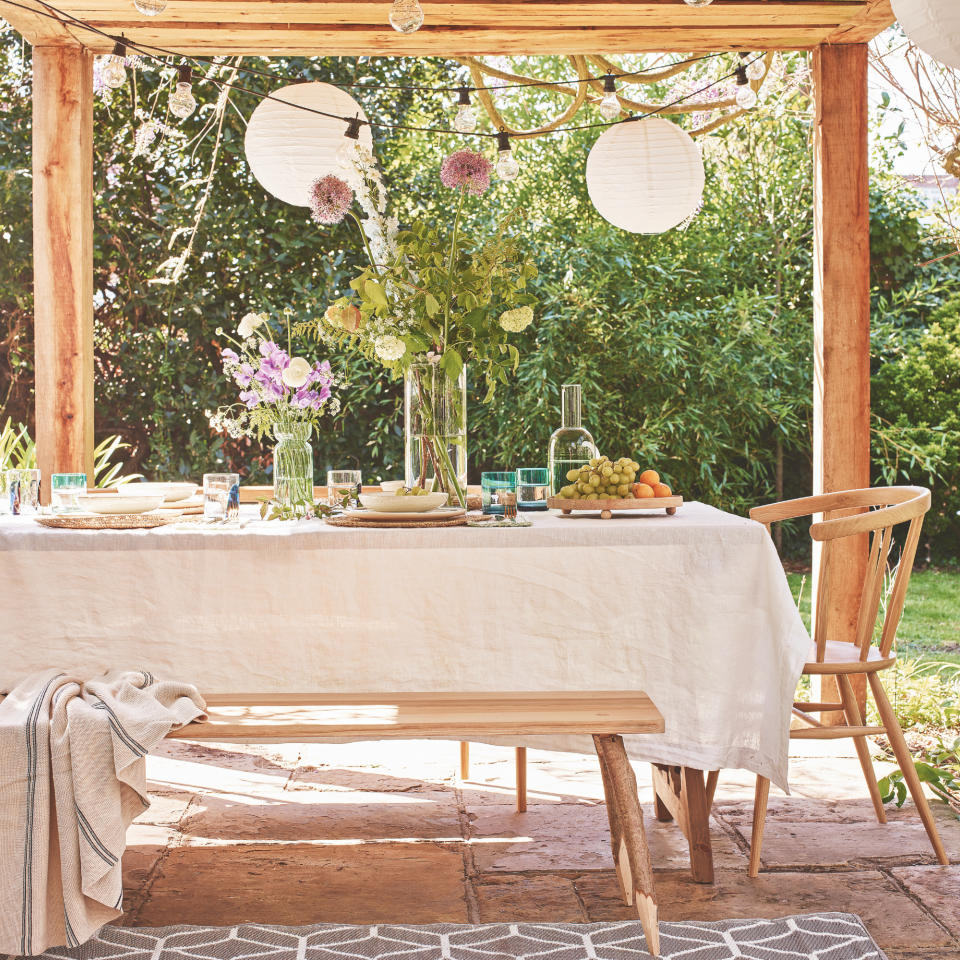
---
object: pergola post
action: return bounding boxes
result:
[812,43,871,717]
[32,45,95,500]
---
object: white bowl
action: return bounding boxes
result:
[129,482,198,502]
[359,491,449,513]
[77,493,164,515]
[378,480,407,493]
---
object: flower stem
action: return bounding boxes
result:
[443,188,466,352]
[349,211,382,279]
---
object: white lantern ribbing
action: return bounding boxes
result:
[244,82,373,207]
[891,0,960,69]
[585,117,704,234]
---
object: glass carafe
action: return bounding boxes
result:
[547,384,598,495]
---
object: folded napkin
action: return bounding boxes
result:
[0,669,206,955]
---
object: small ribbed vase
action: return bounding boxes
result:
[273,422,314,506]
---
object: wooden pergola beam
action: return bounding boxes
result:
[811,42,871,717]
[32,45,95,499]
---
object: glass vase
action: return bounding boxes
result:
[273,422,314,506]
[404,362,467,508]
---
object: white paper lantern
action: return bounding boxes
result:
[244,82,373,207]
[891,0,960,69]
[586,118,705,234]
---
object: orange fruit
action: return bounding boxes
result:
[652,482,672,498]
[639,469,660,486]
[633,483,655,498]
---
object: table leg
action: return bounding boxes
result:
[594,735,659,956]
[650,763,715,884]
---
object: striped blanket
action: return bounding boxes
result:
[0,669,205,955]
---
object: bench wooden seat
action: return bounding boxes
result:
[170,691,664,741]
[170,689,663,954]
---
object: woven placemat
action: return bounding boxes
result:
[35,513,179,530]
[325,514,467,529]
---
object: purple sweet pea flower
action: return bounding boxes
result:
[239,389,259,409]
[318,383,332,402]
[221,347,239,365]
[234,362,254,388]
[261,379,286,403]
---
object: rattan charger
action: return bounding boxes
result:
[325,514,467,529]
[35,513,180,530]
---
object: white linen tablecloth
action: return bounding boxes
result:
[0,503,809,789]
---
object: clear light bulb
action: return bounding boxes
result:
[389,0,424,33]
[133,0,166,14]
[454,103,476,134]
[736,84,758,109]
[599,90,619,120]
[683,0,714,5]
[746,58,766,81]
[496,149,520,182]
[169,81,196,119]
[101,55,127,90]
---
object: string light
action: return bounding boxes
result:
[132,0,166,15]
[389,0,424,33]
[337,115,364,170]
[735,64,757,109]
[495,131,520,181]
[100,37,128,89]
[683,0,714,5]
[169,64,197,119]
[746,56,766,81]
[453,87,476,134]
[599,74,620,121]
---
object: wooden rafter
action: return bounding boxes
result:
[1,0,896,55]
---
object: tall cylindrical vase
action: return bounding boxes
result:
[273,422,314,506]
[404,362,467,508]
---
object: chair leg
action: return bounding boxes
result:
[868,672,949,865]
[459,741,469,780]
[838,673,886,824]
[749,776,770,878]
[515,746,527,813]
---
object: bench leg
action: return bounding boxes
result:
[594,735,659,957]
[651,763,715,883]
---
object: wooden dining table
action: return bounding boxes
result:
[0,501,809,882]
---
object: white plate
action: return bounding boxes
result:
[128,482,198,502]
[359,492,448,512]
[76,494,164,515]
[346,506,465,522]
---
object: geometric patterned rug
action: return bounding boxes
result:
[34,914,887,960]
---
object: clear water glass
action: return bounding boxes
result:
[203,472,240,522]
[51,473,86,513]
[516,467,550,511]
[481,471,517,516]
[3,468,41,515]
[327,469,362,508]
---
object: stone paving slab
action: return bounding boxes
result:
[891,865,960,938]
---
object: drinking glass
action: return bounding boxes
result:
[3,468,41,516]
[203,472,240,522]
[481,471,517,516]
[51,473,86,513]
[327,469,362,508]
[516,467,550,511]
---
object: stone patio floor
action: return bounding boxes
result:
[122,737,960,960]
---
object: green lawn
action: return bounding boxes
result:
[786,568,960,664]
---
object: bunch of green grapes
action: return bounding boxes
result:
[556,456,641,501]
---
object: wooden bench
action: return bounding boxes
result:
[172,690,664,954]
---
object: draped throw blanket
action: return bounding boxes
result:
[0,669,206,955]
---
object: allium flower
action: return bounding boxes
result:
[238,312,264,339]
[374,335,406,363]
[440,149,493,196]
[310,175,354,225]
[282,357,312,388]
[499,305,534,332]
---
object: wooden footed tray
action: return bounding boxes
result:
[547,496,682,519]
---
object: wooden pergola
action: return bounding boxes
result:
[4,0,891,671]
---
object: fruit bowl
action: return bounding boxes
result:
[547,495,682,519]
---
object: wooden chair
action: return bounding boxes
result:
[747,486,948,876]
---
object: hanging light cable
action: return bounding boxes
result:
[735,61,757,109]
[100,37,128,89]
[168,64,197,119]
[453,87,476,134]
[495,130,520,181]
